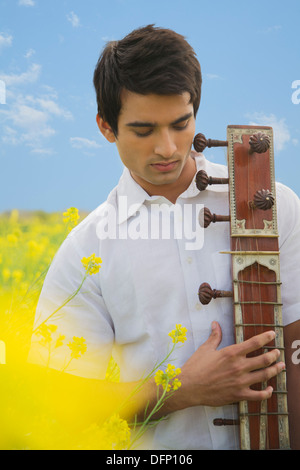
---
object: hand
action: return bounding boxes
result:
[179,321,285,408]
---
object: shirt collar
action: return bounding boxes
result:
[116,151,228,224]
[180,150,229,198]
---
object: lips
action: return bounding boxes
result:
[151,161,179,172]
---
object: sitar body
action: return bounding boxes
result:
[195,125,290,450]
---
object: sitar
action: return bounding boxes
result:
[194,125,290,450]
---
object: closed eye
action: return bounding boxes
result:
[134,129,153,137]
[173,120,189,131]
[135,123,188,137]
[129,112,193,137]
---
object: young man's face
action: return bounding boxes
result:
[97,90,196,196]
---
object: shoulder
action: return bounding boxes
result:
[275,182,300,247]
[275,182,300,222]
[67,188,118,248]
[193,151,228,179]
[276,181,299,205]
[46,191,118,278]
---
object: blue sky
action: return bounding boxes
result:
[0,0,299,213]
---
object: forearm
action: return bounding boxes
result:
[19,363,150,434]
[41,368,151,428]
[25,324,290,435]
[22,362,186,437]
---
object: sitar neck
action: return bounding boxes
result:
[194,125,290,450]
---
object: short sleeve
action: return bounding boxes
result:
[276,183,300,326]
[27,233,114,379]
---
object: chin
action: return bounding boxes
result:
[153,174,181,186]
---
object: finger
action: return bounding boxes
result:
[201,321,222,351]
[246,361,286,389]
[243,385,274,402]
[244,348,281,373]
[235,330,276,356]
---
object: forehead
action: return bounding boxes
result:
[118,90,193,125]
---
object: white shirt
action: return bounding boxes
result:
[28,152,300,450]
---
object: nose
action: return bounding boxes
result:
[154,129,177,159]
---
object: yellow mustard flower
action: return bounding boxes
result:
[81,253,102,275]
[12,269,24,283]
[19,281,29,296]
[2,268,11,282]
[168,324,187,344]
[36,324,58,347]
[27,240,44,257]
[9,208,19,224]
[63,207,80,231]
[55,334,66,348]
[7,233,18,245]
[102,414,131,450]
[172,378,182,391]
[67,336,87,359]
[154,364,182,392]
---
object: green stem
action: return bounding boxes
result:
[128,383,174,449]
[112,342,177,418]
[33,273,88,334]
[110,341,182,449]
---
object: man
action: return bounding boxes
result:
[28,25,300,449]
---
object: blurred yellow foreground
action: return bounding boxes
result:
[0,209,131,450]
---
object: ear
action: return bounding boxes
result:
[96,114,116,143]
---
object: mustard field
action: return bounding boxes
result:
[0,208,185,449]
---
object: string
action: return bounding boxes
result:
[250,180,266,448]
[250,150,265,447]
[247,144,259,447]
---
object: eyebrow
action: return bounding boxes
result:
[125,112,193,128]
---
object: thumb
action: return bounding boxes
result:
[204,321,222,350]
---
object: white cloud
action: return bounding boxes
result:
[247,112,291,153]
[67,11,80,28]
[205,73,223,80]
[1,102,56,149]
[18,0,35,6]
[0,63,41,87]
[70,137,101,149]
[101,36,116,42]
[2,126,18,145]
[0,91,73,153]
[260,25,282,34]
[31,148,54,155]
[40,85,58,99]
[0,33,13,50]
[26,96,73,120]
[24,48,35,59]
[0,61,73,155]
[12,104,48,129]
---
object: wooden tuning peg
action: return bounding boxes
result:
[195,169,229,191]
[249,189,275,210]
[249,132,270,155]
[199,207,230,228]
[193,133,228,153]
[213,418,240,426]
[198,282,233,305]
